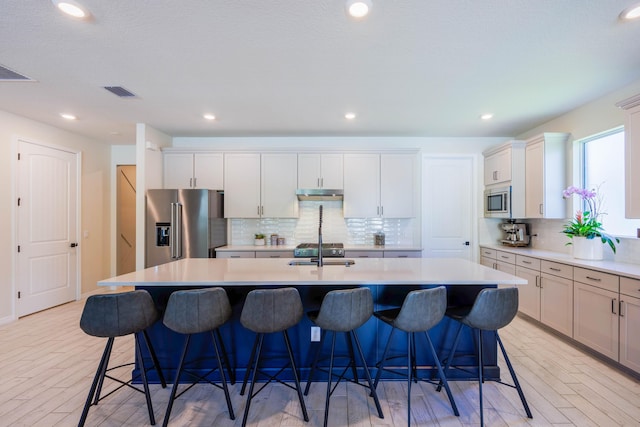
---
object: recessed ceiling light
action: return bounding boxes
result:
[620,3,640,20]
[345,112,356,120]
[60,113,77,120]
[480,113,494,120]
[345,0,372,19]
[52,0,90,19]
[203,114,216,121]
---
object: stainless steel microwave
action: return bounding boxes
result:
[484,186,511,218]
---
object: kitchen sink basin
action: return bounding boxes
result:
[288,259,355,267]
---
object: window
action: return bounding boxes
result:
[582,127,640,237]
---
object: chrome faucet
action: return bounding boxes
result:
[317,205,323,267]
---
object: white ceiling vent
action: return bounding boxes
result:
[103,86,137,98]
[0,64,33,81]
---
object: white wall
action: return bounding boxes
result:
[0,110,112,323]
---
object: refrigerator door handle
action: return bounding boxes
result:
[170,203,177,259]
[175,203,183,259]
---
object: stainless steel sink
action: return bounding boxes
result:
[288,259,355,267]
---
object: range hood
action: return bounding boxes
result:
[296,189,344,201]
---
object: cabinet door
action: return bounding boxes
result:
[620,295,640,372]
[380,154,415,218]
[540,273,573,337]
[383,250,421,258]
[573,281,619,360]
[515,266,540,320]
[344,153,380,218]
[480,256,496,269]
[216,251,255,258]
[297,154,322,188]
[193,153,224,189]
[261,153,298,218]
[224,153,261,218]
[525,140,544,218]
[164,153,194,188]
[484,148,511,185]
[320,153,344,189]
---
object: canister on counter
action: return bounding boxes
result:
[374,230,385,246]
[270,234,279,245]
[277,237,285,245]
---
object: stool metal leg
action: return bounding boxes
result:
[142,330,167,388]
[477,329,485,427]
[351,331,384,419]
[406,332,413,425]
[215,328,235,385]
[79,337,113,427]
[436,321,464,392]
[345,331,360,383]
[304,330,327,395]
[241,333,264,427]
[211,330,236,420]
[424,331,459,416]
[373,327,397,389]
[162,334,191,427]
[134,333,156,425]
[240,334,259,396]
[497,332,532,418]
[282,330,309,422]
[323,332,337,427]
[92,336,115,405]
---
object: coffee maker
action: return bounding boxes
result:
[501,220,530,247]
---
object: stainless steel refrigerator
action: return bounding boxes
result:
[145,189,227,267]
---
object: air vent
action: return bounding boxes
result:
[103,86,137,98]
[0,64,33,81]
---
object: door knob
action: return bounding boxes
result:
[70,243,78,248]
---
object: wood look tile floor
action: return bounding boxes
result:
[1,290,639,426]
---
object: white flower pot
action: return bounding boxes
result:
[572,236,603,260]
[254,238,265,246]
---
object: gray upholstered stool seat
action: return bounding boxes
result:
[440,287,532,426]
[373,286,459,425]
[239,287,309,427]
[162,287,235,427]
[78,290,166,426]
[304,287,384,427]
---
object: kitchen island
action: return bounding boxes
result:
[99,257,527,383]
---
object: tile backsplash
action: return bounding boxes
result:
[230,201,417,246]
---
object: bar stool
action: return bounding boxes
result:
[304,287,384,427]
[373,286,459,425]
[162,287,235,426]
[78,290,167,427]
[239,287,309,427]
[439,287,532,426]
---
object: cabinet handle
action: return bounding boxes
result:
[493,171,498,180]
[501,255,509,259]
[493,262,497,269]
[539,203,543,215]
[193,177,197,187]
[549,267,561,272]
[522,260,532,264]
[380,206,384,216]
[269,255,280,258]
[258,206,261,215]
[620,300,625,317]
[585,276,601,282]
[261,206,264,215]
[377,206,380,216]
[317,178,321,187]
[321,177,324,187]
[612,298,618,314]
[190,178,193,188]
[398,255,408,258]
[535,276,539,288]
[230,256,240,258]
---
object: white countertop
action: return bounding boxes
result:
[481,244,640,280]
[99,257,526,287]
[215,245,422,252]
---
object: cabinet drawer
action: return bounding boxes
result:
[496,251,515,264]
[480,248,497,259]
[620,276,640,298]
[217,251,255,259]
[255,250,294,258]
[516,255,540,270]
[383,250,421,258]
[344,251,382,258]
[541,260,573,280]
[574,267,619,293]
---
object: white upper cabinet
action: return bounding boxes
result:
[343,153,415,218]
[297,153,343,189]
[524,133,569,218]
[617,94,640,218]
[224,153,298,218]
[164,152,223,189]
[482,140,526,187]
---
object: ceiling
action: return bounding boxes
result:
[1,1,640,145]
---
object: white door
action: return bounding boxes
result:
[17,140,79,317]
[422,156,474,259]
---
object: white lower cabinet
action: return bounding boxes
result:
[515,265,540,320]
[620,277,640,372]
[216,251,255,259]
[540,272,573,337]
[573,281,619,360]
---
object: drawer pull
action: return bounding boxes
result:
[270,255,280,258]
[612,298,617,315]
[549,267,561,272]
[522,260,532,264]
[501,255,509,259]
[585,276,602,282]
[397,255,408,258]
[620,300,625,317]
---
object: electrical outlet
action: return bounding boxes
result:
[311,326,321,342]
